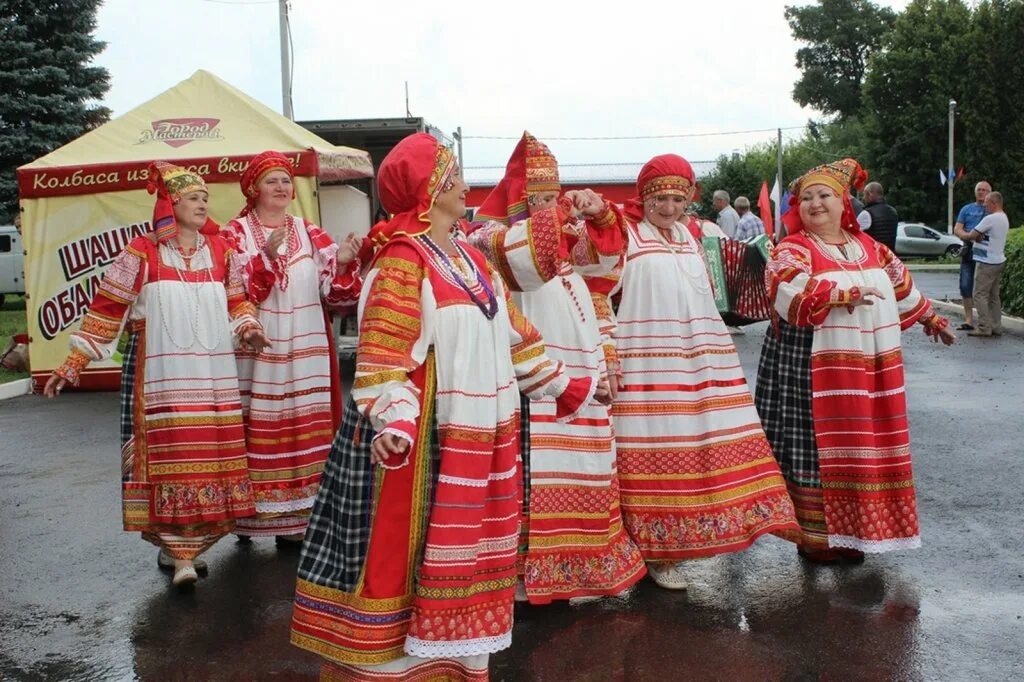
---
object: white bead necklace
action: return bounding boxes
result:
[644,219,711,294]
[806,230,869,287]
[156,235,223,351]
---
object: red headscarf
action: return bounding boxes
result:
[369,133,457,249]
[238,150,296,216]
[781,158,868,234]
[146,160,219,243]
[474,131,560,227]
[623,154,696,223]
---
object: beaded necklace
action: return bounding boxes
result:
[806,230,869,287]
[416,235,499,319]
[249,210,297,291]
[156,235,223,351]
[644,219,711,294]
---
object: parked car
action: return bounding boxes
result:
[894,223,963,259]
[0,224,25,307]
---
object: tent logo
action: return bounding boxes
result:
[139,118,223,148]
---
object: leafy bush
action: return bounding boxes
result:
[1000,227,1024,318]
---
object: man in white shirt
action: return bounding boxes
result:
[965,191,1010,337]
[713,190,740,239]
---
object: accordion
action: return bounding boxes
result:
[702,235,773,326]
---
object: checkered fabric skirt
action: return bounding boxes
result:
[519,394,531,513]
[754,320,820,487]
[297,395,441,592]
[119,333,139,457]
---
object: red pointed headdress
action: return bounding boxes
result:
[474,131,560,226]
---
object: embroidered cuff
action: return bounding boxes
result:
[921,312,949,336]
[587,204,616,229]
[55,349,91,386]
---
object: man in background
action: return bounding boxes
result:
[713,190,739,239]
[952,181,992,331]
[733,196,765,241]
[965,190,1009,337]
[857,181,898,251]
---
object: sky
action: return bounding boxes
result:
[92,0,912,178]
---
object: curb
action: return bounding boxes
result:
[929,299,1024,337]
[907,264,959,271]
[0,378,31,401]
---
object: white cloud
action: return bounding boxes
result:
[93,0,913,169]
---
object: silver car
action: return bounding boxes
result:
[895,223,963,258]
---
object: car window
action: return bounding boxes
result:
[903,225,925,238]
[922,227,941,239]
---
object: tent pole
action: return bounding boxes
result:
[279,0,294,119]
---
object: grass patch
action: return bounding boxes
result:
[0,294,29,383]
[900,254,960,265]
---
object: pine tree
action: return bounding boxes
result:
[0,0,111,223]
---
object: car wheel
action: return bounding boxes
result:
[945,244,962,258]
[0,294,6,307]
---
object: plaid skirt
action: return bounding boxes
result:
[297,394,440,592]
[119,332,139,453]
[754,320,819,487]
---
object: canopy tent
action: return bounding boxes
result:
[17,69,374,390]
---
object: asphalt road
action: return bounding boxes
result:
[2,269,1021,680]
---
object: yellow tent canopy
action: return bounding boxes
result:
[17,69,373,390]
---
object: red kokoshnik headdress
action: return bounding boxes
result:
[146,160,218,243]
[238,150,296,216]
[368,133,458,248]
[623,153,696,223]
[782,157,868,234]
[474,131,560,226]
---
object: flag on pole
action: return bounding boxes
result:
[770,175,781,204]
[939,169,947,186]
[956,166,965,183]
[758,180,774,240]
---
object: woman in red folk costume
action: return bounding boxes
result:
[290,133,601,681]
[591,154,800,590]
[45,162,269,587]
[468,132,646,605]
[221,151,361,544]
[755,159,955,563]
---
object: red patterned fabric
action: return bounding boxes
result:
[475,131,560,226]
[782,158,867,236]
[371,133,456,249]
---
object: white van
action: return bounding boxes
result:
[0,225,25,307]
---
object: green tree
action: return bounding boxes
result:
[0,0,110,223]
[697,120,870,219]
[959,0,1024,219]
[785,0,897,120]
[862,0,973,223]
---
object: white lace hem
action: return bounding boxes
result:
[829,534,921,553]
[255,497,316,513]
[404,632,512,659]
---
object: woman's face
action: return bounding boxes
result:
[434,167,469,218]
[257,170,293,211]
[173,191,209,231]
[647,194,688,230]
[527,191,559,216]
[798,184,843,232]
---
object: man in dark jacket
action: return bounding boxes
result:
[857,182,898,251]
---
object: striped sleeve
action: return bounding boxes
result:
[224,247,262,339]
[352,243,430,450]
[766,240,857,327]
[496,266,595,421]
[874,241,940,330]
[55,239,146,384]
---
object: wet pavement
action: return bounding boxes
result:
[2,270,1022,680]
